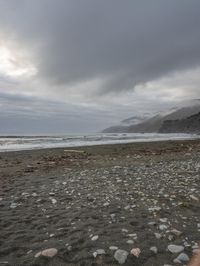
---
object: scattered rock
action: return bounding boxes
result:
[159,224,168,230]
[127,240,134,244]
[130,248,141,258]
[168,244,184,253]
[171,229,182,237]
[93,249,105,258]
[91,235,99,241]
[10,203,18,209]
[173,252,190,263]
[35,248,58,258]
[109,246,118,251]
[114,249,128,264]
[190,195,198,201]
[51,198,57,204]
[150,246,158,254]
[154,233,162,239]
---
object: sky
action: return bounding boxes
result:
[0,0,200,134]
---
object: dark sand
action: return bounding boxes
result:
[0,140,200,266]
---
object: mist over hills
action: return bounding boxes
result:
[102,100,200,134]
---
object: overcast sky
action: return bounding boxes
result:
[0,0,200,134]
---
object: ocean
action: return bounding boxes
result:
[0,133,198,152]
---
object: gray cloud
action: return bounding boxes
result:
[0,0,200,92]
[0,1,200,134]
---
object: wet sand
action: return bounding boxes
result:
[0,140,200,266]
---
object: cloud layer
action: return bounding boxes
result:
[0,1,200,133]
[1,0,200,92]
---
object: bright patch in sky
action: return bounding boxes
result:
[0,45,37,78]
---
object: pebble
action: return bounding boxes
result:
[127,240,134,244]
[27,250,32,254]
[171,229,182,236]
[150,246,158,254]
[114,249,128,264]
[122,228,128,233]
[93,249,105,258]
[159,224,168,230]
[35,248,58,258]
[160,218,168,223]
[173,252,190,263]
[130,248,141,257]
[154,233,162,239]
[168,244,184,253]
[10,203,18,209]
[51,198,57,204]
[109,246,118,251]
[148,207,161,212]
[190,195,198,201]
[91,235,99,241]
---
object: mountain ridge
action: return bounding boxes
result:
[102,100,200,134]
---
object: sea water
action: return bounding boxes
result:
[0,133,198,152]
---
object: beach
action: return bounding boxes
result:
[0,139,200,266]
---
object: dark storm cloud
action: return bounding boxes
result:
[0,0,200,92]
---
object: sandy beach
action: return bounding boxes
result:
[0,139,200,266]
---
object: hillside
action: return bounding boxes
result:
[159,112,200,134]
[102,101,200,133]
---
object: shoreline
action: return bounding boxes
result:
[0,133,199,154]
[0,139,200,265]
[0,136,199,154]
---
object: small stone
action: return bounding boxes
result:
[159,224,168,230]
[93,249,105,258]
[150,246,158,254]
[109,246,118,250]
[127,240,134,244]
[114,249,128,264]
[10,203,18,209]
[168,235,174,241]
[35,248,58,258]
[168,244,184,253]
[130,248,141,257]
[148,221,157,226]
[27,250,32,254]
[190,195,198,201]
[154,233,162,239]
[91,235,99,241]
[173,253,189,263]
[51,198,57,204]
[148,207,161,212]
[160,218,168,223]
[171,229,182,237]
